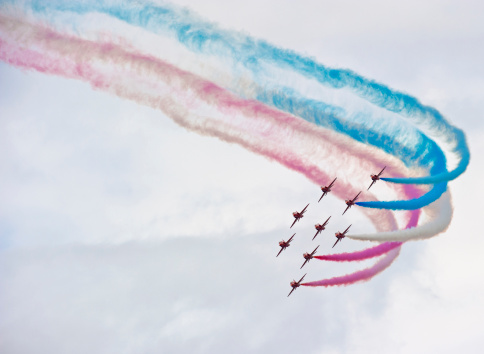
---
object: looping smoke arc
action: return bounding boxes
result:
[0,0,469,287]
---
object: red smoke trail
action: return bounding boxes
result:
[302,247,401,287]
[302,190,420,286]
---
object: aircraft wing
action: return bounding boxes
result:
[352,192,361,202]
[343,224,352,234]
[298,274,306,283]
[378,166,386,177]
[290,218,298,228]
[276,247,284,257]
[288,234,295,243]
[332,238,341,248]
[312,231,320,241]
[301,203,309,214]
[323,216,331,226]
[342,205,350,215]
[300,259,309,269]
[311,245,320,256]
[367,180,376,190]
[287,287,296,297]
[318,192,326,202]
[329,177,337,188]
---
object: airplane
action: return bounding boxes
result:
[332,224,352,248]
[288,273,306,297]
[318,177,337,202]
[368,166,386,190]
[300,245,320,269]
[277,233,295,257]
[313,216,331,240]
[343,192,361,215]
[290,203,309,228]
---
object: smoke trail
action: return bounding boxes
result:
[302,247,401,287]
[314,183,421,262]
[256,87,449,210]
[20,0,469,185]
[306,182,420,285]
[349,192,453,242]
[0,16,409,235]
[11,1,459,211]
[0,15,436,285]
[315,242,401,262]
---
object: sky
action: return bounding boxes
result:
[1,0,484,353]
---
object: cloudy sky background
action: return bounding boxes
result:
[1,0,483,353]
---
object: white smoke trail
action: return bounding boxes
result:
[348,191,452,242]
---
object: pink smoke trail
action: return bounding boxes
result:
[315,242,402,262]
[314,184,422,263]
[0,16,415,235]
[302,188,420,286]
[302,247,401,287]
[0,17,425,285]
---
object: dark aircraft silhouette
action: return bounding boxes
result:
[319,177,337,202]
[368,166,386,190]
[290,203,309,228]
[288,273,306,297]
[277,233,295,257]
[343,192,361,215]
[300,245,320,269]
[313,216,331,240]
[332,224,352,248]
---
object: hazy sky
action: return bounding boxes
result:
[1,1,483,353]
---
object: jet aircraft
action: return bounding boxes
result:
[368,166,386,190]
[300,245,320,269]
[313,216,331,240]
[277,233,295,257]
[332,224,352,248]
[343,192,361,215]
[318,177,337,202]
[288,273,306,297]
[290,203,309,228]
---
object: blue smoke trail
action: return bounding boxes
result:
[256,87,448,210]
[13,0,458,209]
[21,0,468,186]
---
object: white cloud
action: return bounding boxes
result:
[1,0,483,353]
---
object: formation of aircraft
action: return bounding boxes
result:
[313,216,331,240]
[290,203,309,228]
[318,177,337,202]
[277,233,295,257]
[343,191,361,215]
[300,245,320,269]
[368,166,386,190]
[282,170,389,296]
[332,224,352,248]
[288,274,306,297]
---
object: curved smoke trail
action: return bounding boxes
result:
[0,16,421,285]
[349,192,453,242]
[303,175,420,286]
[20,0,469,187]
[0,15,407,231]
[0,2,462,284]
[302,247,401,288]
